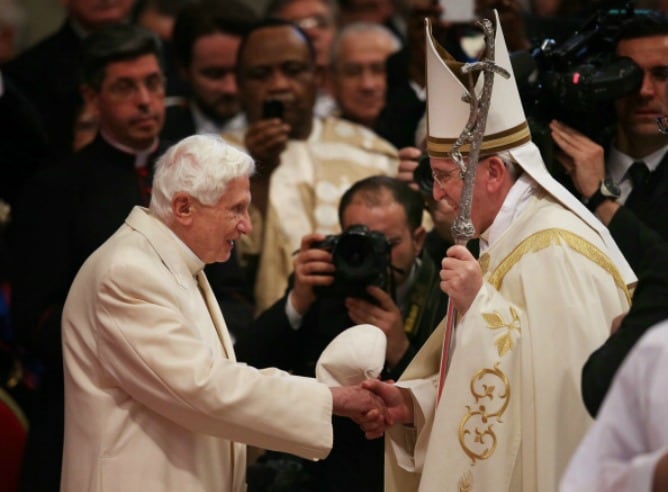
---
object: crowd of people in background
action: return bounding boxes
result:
[1,0,668,491]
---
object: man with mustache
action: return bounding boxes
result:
[549,11,668,270]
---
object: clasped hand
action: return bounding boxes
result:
[331,379,414,440]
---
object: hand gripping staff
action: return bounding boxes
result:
[435,18,510,401]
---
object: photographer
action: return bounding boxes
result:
[235,175,446,492]
[549,10,668,270]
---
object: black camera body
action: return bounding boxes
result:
[517,2,644,169]
[312,224,392,299]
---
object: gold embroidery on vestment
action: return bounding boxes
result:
[483,307,521,357]
[486,228,631,303]
[479,253,490,276]
[458,363,510,464]
[458,470,473,492]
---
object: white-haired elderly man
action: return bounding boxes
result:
[60,134,385,492]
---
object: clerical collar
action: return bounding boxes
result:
[479,173,536,254]
[100,130,159,169]
[162,218,205,276]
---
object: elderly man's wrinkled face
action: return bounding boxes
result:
[236,25,319,138]
[330,30,396,128]
[189,176,252,264]
[64,0,135,30]
[430,155,494,236]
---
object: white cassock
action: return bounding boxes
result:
[560,319,668,492]
[385,176,632,492]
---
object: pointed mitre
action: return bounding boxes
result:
[424,10,636,287]
[425,10,531,158]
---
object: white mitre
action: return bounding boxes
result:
[424,10,636,286]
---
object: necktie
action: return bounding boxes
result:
[625,161,650,209]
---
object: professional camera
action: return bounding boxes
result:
[312,224,393,299]
[515,1,645,170]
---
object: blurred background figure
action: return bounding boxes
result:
[161,0,258,142]
[1,0,136,162]
[265,0,339,116]
[0,0,26,64]
[131,0,194,99]
[328,21,401,129]
[337,0,405,41]
[224,19,398,312]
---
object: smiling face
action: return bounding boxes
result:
[614,35,668,151]
[186,176,252,264]
[330,29,395,127]
[83,53,165,150]
[236,24,319,138]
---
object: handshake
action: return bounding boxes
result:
[330,379,413,439]
[316,323,414,438]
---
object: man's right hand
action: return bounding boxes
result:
[290,233,335,315]
[244,118,290,171]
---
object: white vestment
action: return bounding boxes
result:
[385,186,632,492]
[223,116,398,312]
[560,319,668,492]
[61,207,333,492]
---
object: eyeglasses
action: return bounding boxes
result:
[106,74,166,101]
[658,115,668,135]
[431,167,463,190]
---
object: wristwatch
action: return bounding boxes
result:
[585,178,621,212]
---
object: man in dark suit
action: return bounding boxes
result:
[549,11,668,270]
[1,0,135,162]
[235,176,446,492]
[160,0,257,142]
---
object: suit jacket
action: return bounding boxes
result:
[607,152,668,271]
[581,241,668,417]
[61,206,333,492]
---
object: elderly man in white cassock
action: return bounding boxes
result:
[352,10,637,492]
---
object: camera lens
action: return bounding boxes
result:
[334,233,379,283]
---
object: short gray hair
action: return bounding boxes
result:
[149,134,255,220]
[496,151,523,181]
[330,21,401,66]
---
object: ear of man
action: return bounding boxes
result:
[172,192,195,224]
